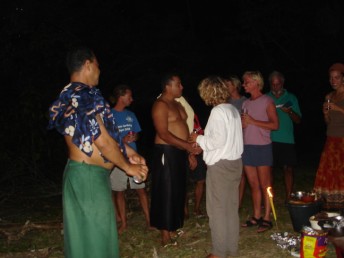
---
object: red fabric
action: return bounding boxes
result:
[314,136,344,206]
[193,114,204,135]
[336,246,344,258]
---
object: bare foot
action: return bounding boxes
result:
[161,230,176,247]
[146,224,156,231]
[194,210,205,218]
[161,236,172,247]
[170,229,184,240]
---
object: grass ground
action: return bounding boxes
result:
[0,158,339,257]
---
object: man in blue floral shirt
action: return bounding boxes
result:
[48,46,148,258]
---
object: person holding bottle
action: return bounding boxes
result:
[109,84,152,234]
[48,46,148,257]
[314,63,344,210]
[240,71,279,233]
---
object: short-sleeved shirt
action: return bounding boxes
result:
[111,109,141,151]
[229,96,247,112]
[48,82,124,160]
[267,90,302,144]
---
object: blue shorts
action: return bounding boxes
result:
[242,144,273,166]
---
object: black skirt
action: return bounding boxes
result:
[150,144,188,231]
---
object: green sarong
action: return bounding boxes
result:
[63,160,119,258]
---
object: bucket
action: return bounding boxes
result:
[287,201,322,232]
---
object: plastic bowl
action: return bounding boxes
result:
[301,195,315,203]
[327,212,341,217]
[309,216,322,230]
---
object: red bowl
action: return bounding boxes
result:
[301,195,315,203]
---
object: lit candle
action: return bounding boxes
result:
[267,187,277,221]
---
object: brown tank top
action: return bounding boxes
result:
[327,99,344,137]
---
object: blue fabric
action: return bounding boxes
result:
[111,108,141,151]
[242,144,273,166]
[48,82,125,159]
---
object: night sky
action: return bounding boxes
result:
[2,0,344,178]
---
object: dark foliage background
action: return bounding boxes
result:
[1,0,344,195]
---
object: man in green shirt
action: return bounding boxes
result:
[267,71,302,203]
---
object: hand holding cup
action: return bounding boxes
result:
[188,130,198,143]
[323,99,331,114]
[125,131,136,143]
[241,108,249,127]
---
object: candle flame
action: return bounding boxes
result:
[267,186,277,223]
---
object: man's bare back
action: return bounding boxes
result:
[65,135,115,170]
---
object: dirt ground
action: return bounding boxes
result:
[115,184,338,258]
[0,164,339,258]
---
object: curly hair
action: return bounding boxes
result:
[198,76,230,106]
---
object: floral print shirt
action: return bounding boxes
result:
[48,82,124,161]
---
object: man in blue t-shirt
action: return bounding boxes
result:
[267,71,302,203]
[110,84,152,234]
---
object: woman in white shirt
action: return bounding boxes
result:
[189,76,243,258]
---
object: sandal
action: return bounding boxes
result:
[257,220,273,233]
[241,217,262,227]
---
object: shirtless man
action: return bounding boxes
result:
[48,46,148,258]
[150,72,200,247]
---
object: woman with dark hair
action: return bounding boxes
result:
[314,63,344,210]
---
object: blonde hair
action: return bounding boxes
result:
[242,71,264,90]
[226,76,242,90]
[198,76,230,106]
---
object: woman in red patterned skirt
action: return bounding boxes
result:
[314,63,344,210]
